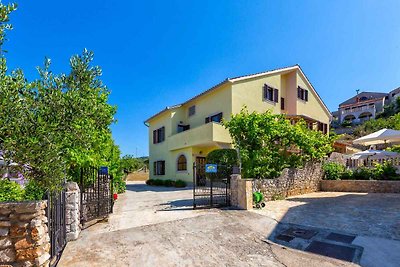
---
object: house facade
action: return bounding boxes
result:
[145,65,331,183]
[335,87,400,124]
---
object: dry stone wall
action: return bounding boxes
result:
[253,162,324,200]
[321,180,400,193]
[0,201,50,267]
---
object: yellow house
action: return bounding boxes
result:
[145,65,331,183]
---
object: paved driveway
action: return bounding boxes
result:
[58,182,354,267]
[253,192,400,267]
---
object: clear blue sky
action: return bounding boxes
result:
[5,0,400,156]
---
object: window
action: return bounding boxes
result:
[281,97,285,110]
[188,105,196,116]
[177,155,187,171]
[177,124,190,133]
[152,127,165,144]
[205,112,223,123]
[297,86,308,101]
[359,96,368,101]
[263,84,278,102]
[153,161,165,175]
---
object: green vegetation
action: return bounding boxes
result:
[119,155,146,173]
[224,108,335,179]
[206,149,239,180]
[353,112,400,138]
[0,3,127,199]
[0,179,46,202]
[322,162,400,180]
[146,179,187,188]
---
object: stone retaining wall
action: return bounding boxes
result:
[253,162,324,200]
[321,180,400,193]
[0,201,50,267]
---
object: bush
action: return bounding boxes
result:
[146,179,155,185]
[340,169,353,180]
[322,162,345,180]
[153,179,165,186]
[0,179,25,202]
[373,162,398,180]
[174,180,187,188]
[24,180,46,201]
[352,167,374,180]
[113,175,126,193]
[164,179,175,187]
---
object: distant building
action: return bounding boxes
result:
[335,87,400,124]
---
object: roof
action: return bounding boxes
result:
[339,91,388,107]
[145,65,331,123]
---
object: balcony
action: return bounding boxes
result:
[341,104,375,115]
[168,122,232,151]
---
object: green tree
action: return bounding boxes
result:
[223,108,334,179]
[0,3,121,192]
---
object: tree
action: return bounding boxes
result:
[223,108,334,179]
[119,155,143,173]
[0,3,121,191]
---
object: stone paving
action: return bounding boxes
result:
[252,191,400,240]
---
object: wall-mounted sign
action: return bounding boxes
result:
[205,164,217,173]
[100,166,108,175]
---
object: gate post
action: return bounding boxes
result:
[65,182,81,241]
[193,162,196,209]
[230,174,253,210]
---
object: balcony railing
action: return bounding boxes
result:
[341,104,375,114]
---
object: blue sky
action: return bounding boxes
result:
[5,0,400,156]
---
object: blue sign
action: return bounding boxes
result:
[205,164,218,173]
[100,166,108,175]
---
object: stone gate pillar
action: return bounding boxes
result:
[65,182,81,241]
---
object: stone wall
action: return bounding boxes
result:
[252,162,324,200]
[0,201,50,267]
[321,180,400,193]
[230,175,253,210]
[65,182,81,241]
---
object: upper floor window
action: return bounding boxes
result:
[177,155,187,171]
[153,160,165,175]
[188,105,196,116]
[263,84,278,103]
[153,126,165,144]
[177,124,190,133]
[205,112,223,124]
[297,86,308,101]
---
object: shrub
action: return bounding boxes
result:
[164,179,175,187]
[340,169,353,180]
[0,179,24,202]
[153,179,165,186]
[146,179,155,185]
[206,149,239,181]
[373,162,398,180]
[352,167,374,180]
[113,175,126,193]
[24,180,46,201]
[174,180,187,188]
[322,162,345,180]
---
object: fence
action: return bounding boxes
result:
[346,156,400,169]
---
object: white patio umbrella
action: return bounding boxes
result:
[353,128,400,146]
[350,149,399,160]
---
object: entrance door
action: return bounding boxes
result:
[195,157,206,186]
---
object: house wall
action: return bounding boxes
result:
[296,72,330,125]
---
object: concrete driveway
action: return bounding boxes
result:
[253,192,400,267]
[58,182,355,267]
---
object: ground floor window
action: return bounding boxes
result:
[153,160,165,175]
[177,155,187,171]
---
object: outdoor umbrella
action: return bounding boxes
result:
[350,149,399,160]
[353,128,400,146]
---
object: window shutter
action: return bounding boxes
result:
[160,127,165,142]
[153,130,157,144]
[153,162,157,174]
[263,85,267,99]
[273,89,279,103]
[281,97,285,110]
[205,117,210,123]
[298,87,301,98]
[305,90,309,101]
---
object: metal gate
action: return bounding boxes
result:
[193,158,232,209]
[46,189,67,267]
[80,167,114,226]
